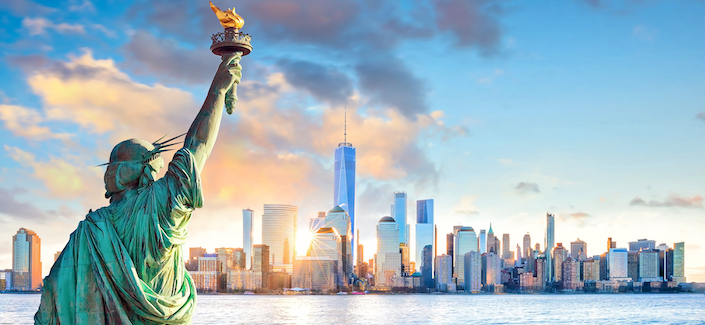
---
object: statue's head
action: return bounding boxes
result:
[104,139,164,200]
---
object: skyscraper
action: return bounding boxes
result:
[673,242,685,283]
[609,248,629,280]
[463,251,481,292]
[309,212,327,234]
[415,199,434,273]
[545,213,555,283]
[479,230,487,254]
[638,249,661,282]
[334,118,356,261]
[629,239,656,252]
[243,209,254,270]
[553,243,568,282]
[523,233,531,260]
[376,216,401,288]
[308,227,344,288]
[324,205,352,283]
[454,227,478,288]
[607,237,616,251]
[570,238,587,261]
[393,192,408,245]
[502,233,511,260]
[252,244,270,289]
[262,204,298,274]
[393,192,410,275]
[12,228,41,291]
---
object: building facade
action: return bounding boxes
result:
[435,254,453,292]
[334,138,356,260]
[415,199,435,274]
[609,248,629,280]
[243,209,254,270]
[376,216,401,288]
[455,227,478,288]
[262,204,298,274]
[463,251,482,292]
[570,238,587,261]
[545,213,555,283]
[638,249,661,282]
[629,239,656,252]
[12,228,42,291]
[553,243,568,282]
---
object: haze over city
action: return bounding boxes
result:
[0,0,703,283]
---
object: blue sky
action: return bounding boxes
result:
[0,0,703,281]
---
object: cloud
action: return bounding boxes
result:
[0,0,56,16]
[22,17,86,36]
[515,182,540,194]
[630,195,703,209]
[5,145,103,199]
[68,0,95,12]
[18,49,194,139]
[434,0,504,56]
[0,187,47,221]
[696,112,705,122]
[243,0,361,48]
[121,30,216,85]
[277,59,353,105]
[355,55,428,119]
[568,212,590,219]
[0,104,73,140]
[453,195,480,216]
[5,50,460,212]
[558,211,591,227]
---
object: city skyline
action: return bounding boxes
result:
[0,1,703,282]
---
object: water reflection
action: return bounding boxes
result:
[1,293,704,324]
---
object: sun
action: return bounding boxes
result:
[296,229,316,257]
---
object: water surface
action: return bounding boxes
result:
[1,293,703,324]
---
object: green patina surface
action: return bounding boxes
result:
[35,148,203,324]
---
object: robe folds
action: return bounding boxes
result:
[35,148,203,325]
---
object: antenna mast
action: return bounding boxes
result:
[344,106,347,143]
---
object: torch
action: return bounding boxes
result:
[209,1,253,114]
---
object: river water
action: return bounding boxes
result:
[1,293,703,324]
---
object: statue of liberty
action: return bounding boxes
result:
[34,51,243,324]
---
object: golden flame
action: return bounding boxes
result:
[210,1,244,29]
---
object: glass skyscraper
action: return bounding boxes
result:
[334,141,356,261]
[262,204,298,274]
[454,226,478,288]
[545,213,555,283]
[415,199,434,273]
[393,192,408,245]
[243,209,253,270]
[376,216,401,287]
[479,230,487,254]
[12,228,42,291]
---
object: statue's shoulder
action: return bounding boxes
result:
[84,206,113,223]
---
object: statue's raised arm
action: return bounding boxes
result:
[185,52,242,172]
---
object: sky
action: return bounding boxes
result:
[0,0,703,282]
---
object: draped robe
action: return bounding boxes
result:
[35,148,203,324]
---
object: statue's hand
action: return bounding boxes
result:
[212,52,242,95]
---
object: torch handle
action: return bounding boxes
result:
[225,82,238,115]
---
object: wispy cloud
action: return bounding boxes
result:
[696,112,705,122]
[22,17,86,36]
[515,182,540,194]
[630,195,703,209]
